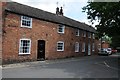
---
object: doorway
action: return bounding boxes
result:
[88,43,91,56]
[37,40,45,60]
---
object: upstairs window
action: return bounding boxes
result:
[93,33,95,39]
[75,42,79,52]
[19,39,31,54]
[76,29,80,36]
[58,25,65,34]
[83,31,86,37]
[21,16,32,28]
[57,41,64,51]
[88,32,91,38]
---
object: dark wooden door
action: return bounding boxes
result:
[37,40,45,60]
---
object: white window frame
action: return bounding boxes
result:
[83,31,86,37]
[82,42,85,52]
[57,41,64,51]
[75,42,79,52]
[88,32,91,38]
[76,29,80,36]
[92,43,95,51]
[19,39,31,54]
[21,16,32,28]
[93,33,95,39]
[58,25,65,34]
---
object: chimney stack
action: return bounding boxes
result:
[56,2,64,16]
[56,7,63,16]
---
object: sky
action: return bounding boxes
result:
[11,0,98,27]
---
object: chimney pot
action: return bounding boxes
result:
[60,7,63,16]
[56,7,59,15]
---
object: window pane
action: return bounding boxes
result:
[25,47,28,53]
[92,43,95,51]
[58,47,62,50]
[75,42,79,52]
[20,47,23,53]
[27,47,30,53]
[82,43,85,52]
[27,43,30,46]
[59,27,63,32]
[76,30,79,36]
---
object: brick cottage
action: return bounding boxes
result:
[2,2,98,64]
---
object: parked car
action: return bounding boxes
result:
[107,48,112,55]
[98,48,112,56]
[112,49,117,53]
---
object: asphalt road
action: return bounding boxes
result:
[2,53,120,78]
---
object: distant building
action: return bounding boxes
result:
[102,41,110,48]
[2,2,97,64]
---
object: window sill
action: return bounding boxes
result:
[75,51,79,53]
[58,32,64,34]
[21,26,32,28]
[82,51,85,52]
[57,50,64,52]
[19,53,31,55]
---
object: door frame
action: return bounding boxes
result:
[37,40,45,60]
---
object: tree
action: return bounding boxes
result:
[102,34,112,44]
[82,2,120,48]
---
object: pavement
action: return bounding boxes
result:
[2,53,120,69]
[2,55,98,69]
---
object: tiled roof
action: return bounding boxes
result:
[5,2,96,33]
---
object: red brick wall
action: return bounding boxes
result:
[94,39,100,54]
[102,42,109,48]
[0,2,7,60]
[2,12,95,64]
[0,2,2,60]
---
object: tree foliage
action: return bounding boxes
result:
[82,2,120,36]
[82,2,120,48]
[102,34,112,44]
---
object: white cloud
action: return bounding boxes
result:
[80,18,99,29]
[35,3,56,13]
[12,0,88,14]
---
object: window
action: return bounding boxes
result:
[58,25,65,34]
[21,16,32,28]
[82,42,85,52]
[76,29,80,36]
[19,39,31,54]
[83,31,86,37]
[93,33,95,39]
[88,32,91,38]
[75,42,79,52]
[57,41,64,51]
[92,43,95,51]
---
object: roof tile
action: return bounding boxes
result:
[5,2,96,33]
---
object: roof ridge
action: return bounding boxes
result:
[5,1,96,33]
